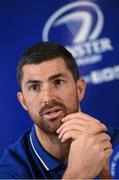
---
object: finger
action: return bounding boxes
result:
[59,117,106,133]
[57,123,109,140]
[96,133,111,142]
[62,112,100,123]
[61,112,107,131]
[57,119,107,136]
[57,119,84,133]
[58,124,82,140]
[104,148,113,159]
[60,130,80,143]
[100,141,112,151]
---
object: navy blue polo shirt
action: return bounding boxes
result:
[0,126,66,179]
[0,126,119,179]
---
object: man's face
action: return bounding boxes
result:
[17,57,86,134]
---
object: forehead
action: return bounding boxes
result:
[22,57,71,80]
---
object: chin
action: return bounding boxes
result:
[41,119,62,134]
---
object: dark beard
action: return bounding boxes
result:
[28,100,67,134]
[39,101,67,134]
[28,98,79,134]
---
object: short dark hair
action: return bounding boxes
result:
[17,42,80,90]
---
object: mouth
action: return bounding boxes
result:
[42,107,64,120]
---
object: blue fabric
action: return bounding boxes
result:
[110,145,119,179]
[108,127,119,179]
[0,126,119,179]
[107,127,119,146]
[0,126,66,179]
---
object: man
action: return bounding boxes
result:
[0,42,115,178]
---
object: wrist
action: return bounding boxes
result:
[62,167,94,180]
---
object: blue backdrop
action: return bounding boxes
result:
[0,0,119,164]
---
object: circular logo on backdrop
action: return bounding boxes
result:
[42,1,103,44]
[42,1,117,85]
[42,1,113,67]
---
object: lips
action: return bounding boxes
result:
[42,107,64,120]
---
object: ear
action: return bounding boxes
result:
[17,92,28,111]
[77,78,86,101]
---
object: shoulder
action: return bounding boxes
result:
[0,129,31,178]
[108,127,119,179]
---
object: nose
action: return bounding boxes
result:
[42,85,56,104]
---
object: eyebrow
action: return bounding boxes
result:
[25,73,66,85]
[48,73,66,81]
[26,80,42,85]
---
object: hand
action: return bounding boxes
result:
[99,160,112,179]
[62,133,112,179]
[57,112,107,142]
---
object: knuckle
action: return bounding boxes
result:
[107,134,111,141]
[105,148,113,157]
[102,123,107,130]
[95,119,101,124]
[102,133,111,141]
[104,133,110,139]
[63,132,70,140]
[108,142,112,148]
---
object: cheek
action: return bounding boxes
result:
[24,96,40,113]
[61,88,79,106]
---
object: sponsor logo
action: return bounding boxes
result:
[42,1,113,67]
[83,65,119,84]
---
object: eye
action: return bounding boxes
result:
[29,84,40,92]
[54,79,65,86]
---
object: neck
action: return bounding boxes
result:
[35,125,70,163]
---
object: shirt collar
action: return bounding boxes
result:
[30,126,64,171]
